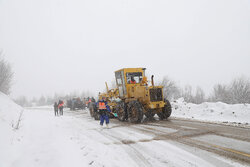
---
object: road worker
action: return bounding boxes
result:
[97,97,111,128]
[58,100,64,115]
[54,102,58,116]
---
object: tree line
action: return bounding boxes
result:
[0,52,13,94]
[1,54,249,105]
[14,91,94,107]
[158,76,250,104]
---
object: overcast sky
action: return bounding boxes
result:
[0,0,249,99]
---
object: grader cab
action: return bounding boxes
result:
[115,68,172,123]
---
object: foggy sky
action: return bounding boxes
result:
[0,0,249,99]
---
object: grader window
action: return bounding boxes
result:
[126,72,143,84]
[115,71,127,97]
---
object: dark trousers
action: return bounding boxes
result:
[100,112,109,125]
[59,107,63,115]
[54,109,58,116]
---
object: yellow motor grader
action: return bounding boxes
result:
[114,68,172,123]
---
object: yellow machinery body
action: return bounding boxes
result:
[115,68,166,113]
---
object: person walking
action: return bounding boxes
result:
[54,102,58,116]
[58,100,64,116]
[97,97,111,128]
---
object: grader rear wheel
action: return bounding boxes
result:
[93,111,99,120]
[115,101,127,121]
[89,103,95,117]
[145,109,155,119]
[128,101,143,123]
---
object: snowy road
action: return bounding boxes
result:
[3,108,250,167]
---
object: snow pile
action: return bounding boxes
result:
[0,92,23,130]
[0,92,24,166]
[171,98,250,125]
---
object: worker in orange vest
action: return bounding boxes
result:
[97,97,111,128]
[58,100,64,115]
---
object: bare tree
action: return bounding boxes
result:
[181,85,193,103]
[210,84,230,103]
[38,95,46,106]
[229,77,250,104]
[193,86,205,104]
[14,96,29,107]
[158,76,181,101]
[210,77,250,104]
[0,53,14,94]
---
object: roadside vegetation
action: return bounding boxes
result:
[1,53,249,106]
[0,52,13,95]
[159,76,250,104]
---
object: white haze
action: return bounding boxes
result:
[0,0,249,98]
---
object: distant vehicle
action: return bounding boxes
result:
[67,97,85,110]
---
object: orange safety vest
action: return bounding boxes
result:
[58,103,63,108]
[98,102,107,110]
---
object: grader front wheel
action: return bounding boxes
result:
[128,101,143,123]
[163,99,172,118]
[158,99,172,120]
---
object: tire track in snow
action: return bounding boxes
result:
[97,128,152,167]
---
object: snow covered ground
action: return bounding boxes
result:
[1,93,250,167]
[172,98,250,126]
[0,108,213,167]
[0,92,24,167]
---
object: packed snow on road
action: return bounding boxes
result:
[0,92,249,167]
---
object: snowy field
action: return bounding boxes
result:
[1,93,250,167]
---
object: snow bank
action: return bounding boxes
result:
[0,92,23,130]
[171,98,250,125]
[0,92,24,166]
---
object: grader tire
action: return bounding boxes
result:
[89,102,96,117]
[157,112,165,120]
[145,109,155,119]
[158,99,172,120]
[93,112,99,120]
[128,101,143,123]
[163,99,172,118]
[115,101,127,121]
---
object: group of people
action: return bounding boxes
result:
[53,97,111,128]
[54,100,64,116]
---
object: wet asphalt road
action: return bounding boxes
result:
[67,109,250,166]
[119,118,250,165]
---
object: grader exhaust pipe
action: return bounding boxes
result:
[151,75,154,87]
